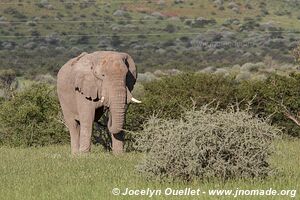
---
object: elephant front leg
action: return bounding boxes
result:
[77,96,95,153]
[79,122,93,153]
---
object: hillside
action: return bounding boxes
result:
[0,0,300,75]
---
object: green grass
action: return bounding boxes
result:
[0,139,299,200]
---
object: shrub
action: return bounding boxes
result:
[292,44,300,64]
[135,106,280,181]
[126,73,300,138]
[235,71,251,81]
[0,84,68,147]
[240,62,265,72]
[0,69,17,99]
[0,69,17,89]
[239,18,259,31]
[274,9,291,16]
[3,7,27,19]
[34,74,56,84]
[139,73,237,119]
[137,72,158,82]
[164,24,176,33]
[238,74,300,137]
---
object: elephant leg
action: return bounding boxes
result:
[65,119,80,155]
[78,98,95,153]
[111,132,125,154]
[79,123,93,153]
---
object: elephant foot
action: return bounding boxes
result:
[79,145,91,154]
[71,149,80,156]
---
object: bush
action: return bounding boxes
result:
[140,73,237,118]
[135,106,280,181]
[164,24,176,33]
[0,84,68,147]
[239,18,259,31]
[126,73,300,138]
[240,62,265,72]
[4,7,27,19]
[0,69,17,91]
[292,44,300,64]
[238,74,300,137]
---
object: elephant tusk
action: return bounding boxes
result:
[131,97,142,103]
[100,97,105,103]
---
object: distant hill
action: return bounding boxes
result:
[0,0,300,75]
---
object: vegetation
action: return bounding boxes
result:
[0,72,298,149]
[0,69,17,99]
[0,1,299,198]
[238,74,300,137]
[135,106,280,181]
[0,139,298,200]
[0,84,68,147]
[292,44,300,64]
[1,0,300,74]
[126,73,300,138]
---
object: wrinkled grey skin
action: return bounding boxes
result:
[57,51,137,154]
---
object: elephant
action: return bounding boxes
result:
[57,51,141,154]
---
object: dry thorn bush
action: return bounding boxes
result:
[135,106,281,182]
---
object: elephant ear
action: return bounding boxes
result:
[124,54,137,92]
[73,54,102,101]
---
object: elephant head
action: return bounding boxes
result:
[74,51,140,135]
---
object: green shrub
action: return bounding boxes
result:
[238,74,300,137]
[0,69,17,88]
[135,106,280,181]
[126,73,300,138]
[140,73,237,118]
[164,24,176,33]
[0,84,68,147]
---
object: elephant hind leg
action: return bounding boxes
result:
[77,99,95,154]
[66,119,80,155]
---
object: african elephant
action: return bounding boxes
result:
[57,51,140,154]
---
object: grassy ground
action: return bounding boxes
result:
[0,139,299,200]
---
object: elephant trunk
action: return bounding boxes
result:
[108,79,126,134]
